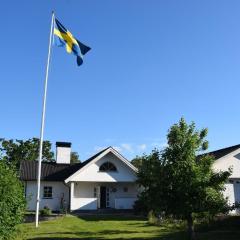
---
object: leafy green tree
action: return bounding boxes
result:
[137,118,231,240]
[0,160,26,239]
[0,138,54,168]
[136,151,163,210]
[131,156,144,169]
[70,152,81,164]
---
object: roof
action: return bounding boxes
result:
[21,144,240,181]
[20,146,111,181]
[64,146,137,183]
[198,144,240,160]
[20,160,82,181]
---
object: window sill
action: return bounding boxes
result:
[42,197,53,199]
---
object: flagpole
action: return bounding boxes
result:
[35,11,55,228]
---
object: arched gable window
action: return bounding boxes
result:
[99,162,117,172]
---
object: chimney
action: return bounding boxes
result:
[56,142,71,164]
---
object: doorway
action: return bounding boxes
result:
[100,186,106,208]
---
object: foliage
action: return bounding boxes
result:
[70,152,81,164]
[148,210,158,224]
[133,199,148,215]
[131,156,143,169]
[0,160,26,240]
[137,117,231,240]
[40,206,52,216]
[60,195,68,214]
[136,150,164,213]
[0,138,54,168]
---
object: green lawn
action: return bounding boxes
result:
[17,214,240,240]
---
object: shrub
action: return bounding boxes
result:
[0,161,26,240]
[133,199,148,215]
[60,198,68,214]
[40,206,52,216]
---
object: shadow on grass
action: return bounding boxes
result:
[28,232,187,240]
[75,214,146,222]
[28,230,240,240]
[27,228,187,240]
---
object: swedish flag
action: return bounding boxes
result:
[54,18,91,66]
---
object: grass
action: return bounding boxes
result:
[17,214,240,240]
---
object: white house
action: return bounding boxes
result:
[20,142,138,212]
[20,142,240,213]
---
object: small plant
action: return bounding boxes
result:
[60,198,68,214]
[148,210,158,224]
[40,206,51,216]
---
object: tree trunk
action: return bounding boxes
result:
[187,213,196,240]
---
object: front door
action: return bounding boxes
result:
[100,186,106,208]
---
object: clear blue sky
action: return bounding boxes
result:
[1,0,240,160]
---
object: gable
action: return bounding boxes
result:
[65,151,137,183]
[213,147,240,178]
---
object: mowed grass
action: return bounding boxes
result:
[17,214,240,240]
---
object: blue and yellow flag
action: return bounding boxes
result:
[54,18,91,66]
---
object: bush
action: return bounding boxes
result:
[40,206,52,216]
[133,199,148,215]
[0,161,26,240]
[60,198,68,214]
[146,209,183,226]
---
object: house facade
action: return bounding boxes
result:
[20,142,240,213]
[20,142,138,211]
[211,144,240,213]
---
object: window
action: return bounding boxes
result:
[99,162,117,172]
[43,186,52,198]
[123,187,128,192]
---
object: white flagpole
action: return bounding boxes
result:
[35,11,55,228]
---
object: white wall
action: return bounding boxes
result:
[25,181,69,211]
[56,147,71,164]
[222,180,240,214]
[106,182,138,208]
[212,148,240,214]
[213,148,240,178]
[70,182,138,211]
[71,182,97,210]
[224,183,235,205]
[70,152,137,182]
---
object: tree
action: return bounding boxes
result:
[0,138,54,168]
[135,150,163,213]
[0,160,26,239]
[137,118,231,240]
[70,152,81,164]
[131,156,144,169]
